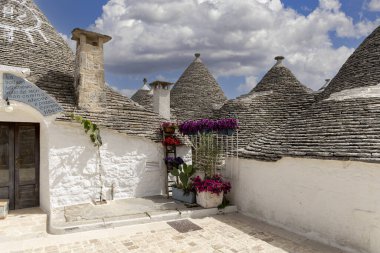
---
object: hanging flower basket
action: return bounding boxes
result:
[161,122,177,134]
[165,127,175,134]
[179,118,238,136]
[162,136,181,146]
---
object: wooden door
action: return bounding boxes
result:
[0,122,39,210]
[0,123,15,209]
[14,124,40,209]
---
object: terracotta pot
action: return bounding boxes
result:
[163,127,175,134]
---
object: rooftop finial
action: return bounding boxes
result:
[274,56,285,67]
[143,78,147,84]
[195,53,201,58]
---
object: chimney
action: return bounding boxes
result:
[71,28,112,110]
[274,56,285,67]
[319,79,331,91]
[149,81,173,120]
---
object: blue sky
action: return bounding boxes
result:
[35,0,380,99]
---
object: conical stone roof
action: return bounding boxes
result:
[242,96,380,162]
[215,57,315,148]
[171,53,227,121]
[0,0,75,109]
[0,0,165,141]
[320,25,380,99]
[131,83,153,110]
[248,56,312,95]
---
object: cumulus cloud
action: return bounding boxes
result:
[91,0,380,95]
[58,33,76,52]
[238,76,258,93]
[368,0,380,11]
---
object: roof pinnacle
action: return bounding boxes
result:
[274,56,285,67]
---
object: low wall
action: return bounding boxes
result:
[227,157,380,253]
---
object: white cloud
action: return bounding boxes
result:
[368,0,380,11]
[319,0,341,12]
[238,76,258,93]
[58,33,76,52]
[91,0,380,95]
[107,84,137,98]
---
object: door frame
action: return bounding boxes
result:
[0,122,40,210]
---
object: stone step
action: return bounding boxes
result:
[49,203,237,235]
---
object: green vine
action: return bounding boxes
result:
[70,114,102,147]
[70,114,105,203]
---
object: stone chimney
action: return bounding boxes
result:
[274,56,285,67]
[319,79,331,91]
[71,28,112,110]
[149,81,173,120]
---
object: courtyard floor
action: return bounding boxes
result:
[0,208,347,253]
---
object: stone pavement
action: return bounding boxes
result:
[0,209,347,253]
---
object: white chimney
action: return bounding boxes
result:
[274,56,285,67]
[149,81,173,120]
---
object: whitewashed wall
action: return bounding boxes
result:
[48,122,168,209]
[0,100,191,212]
[0,101,52,212]
[226,157,380,253]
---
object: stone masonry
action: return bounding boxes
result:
[0,0,166,142]
[170,53,227,121]
[71,28,111,110]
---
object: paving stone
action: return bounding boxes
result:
[1,211,347,253]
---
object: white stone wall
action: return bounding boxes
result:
[0,100,52,212]
[226,157,380,253]
[49,122,167,209]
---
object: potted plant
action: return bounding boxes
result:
[192,174,231,208]
[170,163,196,203]
[161,122,177,134]
[178,118,238,136]
[163,136,181,146]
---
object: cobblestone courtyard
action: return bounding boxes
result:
[0,209,346,253]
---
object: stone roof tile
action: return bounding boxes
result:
[215,57,315,148]
[171,54,227,121]
[0,0,164,142]
[320,25,380,99]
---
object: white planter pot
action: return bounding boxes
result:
[196,191,223,208]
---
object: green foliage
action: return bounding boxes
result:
[195,133,222,177]
[170,163,196,192]
[71,113,104,202]
[217,196,230,210]
[71,114,102,147]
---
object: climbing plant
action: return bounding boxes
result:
[71,114,105,203]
